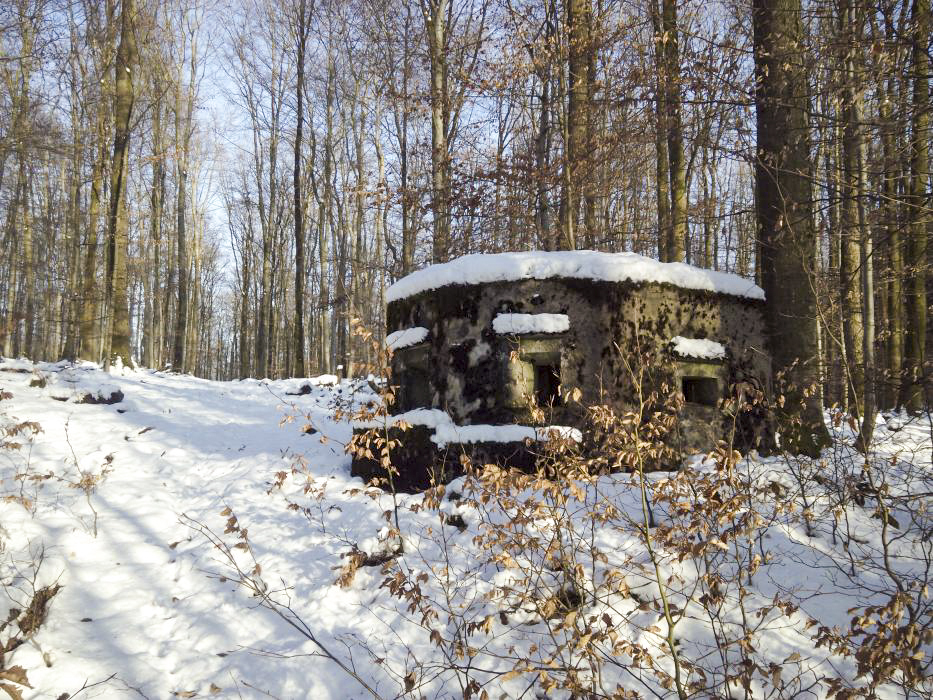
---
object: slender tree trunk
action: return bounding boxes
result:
[172,35,197,374]
[173,160,189,371]
[582,3,599,248]
[423,0,452,262]
[560,0,588,251]
[64,141,83,361]
[902,0,929,412]
[650,0,671,261]
[838,0,865,416]
[19,170,34,359]
[2,164,25,357]
[880,84,903,410]
[238,217,251,379]
[396,6,416,274]
[317,52,334,374]
[662,0,686,262]
[64,33,84,362]
[149,89,166,368]
[858,135,876,447]
[292,0,309,378]
[533,8,555,250]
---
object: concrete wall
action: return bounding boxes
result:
[387,277,772,454]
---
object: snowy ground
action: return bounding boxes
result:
[0,359,930,699]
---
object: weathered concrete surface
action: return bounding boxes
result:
[353,276,772,491]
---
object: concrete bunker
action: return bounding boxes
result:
[352,251,772,491]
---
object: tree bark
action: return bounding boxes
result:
[661,0,686,262]
[148,82,166,368]
[838,0,865,416]
[292,0,309,378]
[879,89,903,410]
[752,0,831,455]
[422,0,452,262]
[560,0,589,251]
[650,0,671,261]
[105,0,137,368]
[172,31,197,374]
[902,0,929,412]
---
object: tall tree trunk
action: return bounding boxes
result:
[650,0,671,261]
[172,34,197,374]
[752,0,831,455]
[838,0,865,416]
[238,214,251,379]
[582,3,599,248]
[2,164,25,357]
[902,0,929,412]
[64,30,84,362]
[317,52,334,375]
[859,137,876,447]
[64,137,83,361]
[560,0,589,251]
[423,0,452,262]
[105,0,137,368]
[149,87,166,368]
[19,170,34,359]
[292,0,309,378]
[79,118,107,361]
[173,159,189,371]
[396,4,416,274]
[662,0,686,262]
[880,83,902,410]
[532,6,555,250]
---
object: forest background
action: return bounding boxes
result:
[0,0,928,427]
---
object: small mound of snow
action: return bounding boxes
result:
[43,367,124,404]
[670,336,726,360]
[492,313,569,335]
[0,357,36,373]
[385,327,429,350]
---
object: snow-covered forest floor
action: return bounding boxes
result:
[0,359,930,699]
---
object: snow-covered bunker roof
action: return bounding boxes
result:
[386,250,765,303]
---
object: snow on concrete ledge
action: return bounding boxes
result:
[354,408,453,430]
[492,313,570,335]
[432,423,583,448]
[385,326,429,350]
[355,409,583,448]
[670,336,726,360]
[386,250,765,303]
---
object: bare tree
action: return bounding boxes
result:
[752,0,831,455]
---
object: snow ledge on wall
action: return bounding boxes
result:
[354,408,583,448]
[386,250,765,303]
[432,423,583,448]
[385,327,429,350]
[354,408,452,431]
[492,313,569,335]
[670,336,726,360]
